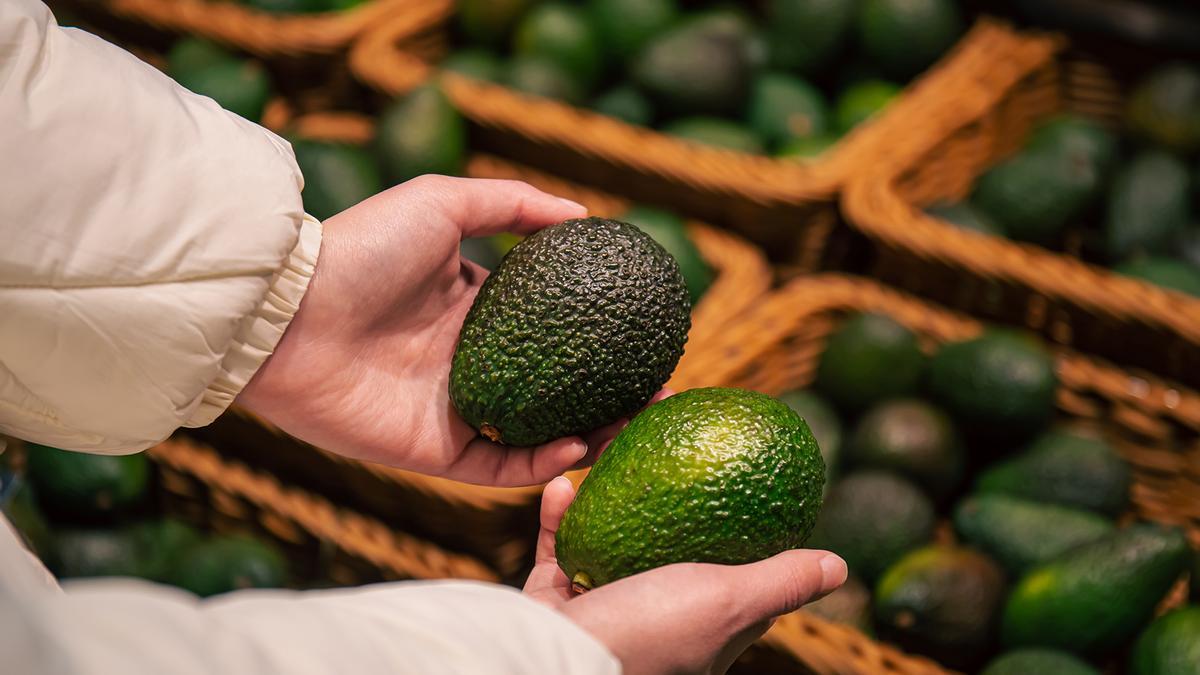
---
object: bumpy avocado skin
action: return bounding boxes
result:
[555,388,825,588]
[449,217,690,447]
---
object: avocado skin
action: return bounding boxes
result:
[765,0,857,74]
[450,217,690,447]
[26,444,150,522]
[874,545,1006,669]
[1131,607,1200,675]
[1115,257,1200,297]
[1002,524,1190,655]
[1127,62,1200,154]
[981,649,1100,675]
[973,147,1099,245]
[632,16,753,116]
[620,206,712,305]
[953,494,1113,576]
[816,313,925,413]
[555,388,824,588]
[170,534,288,597]
[442,49,504,82]
[807,470,935,583]
[374,84,465,183]
[591,84,655,127]
[976,428,1130,517]
[858,0,962,80]
[802,573,872,634]
[846,398,963,501]
[1105,150,1191,258]
[777,389,843,477]
[290,140,382,221]
[663,117,765,154]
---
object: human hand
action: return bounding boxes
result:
[239,175,640,486]
[525,477,848,675]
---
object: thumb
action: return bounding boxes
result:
[725,550,847,624]
[429,176,586,238]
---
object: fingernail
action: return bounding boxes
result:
[557,197,586,213]
[566,440,588,462]
[819,554,848,594]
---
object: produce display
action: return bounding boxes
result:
[782,313,1196,672]
[927,62,1200,297]
[166,38,272,123]
[444,0,964,157]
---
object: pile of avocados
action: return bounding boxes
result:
[928,61,1200,297]
[2,444,286,597]
[447,0,965,158]
[780,313,1197,673]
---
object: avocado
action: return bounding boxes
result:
[620,205,712,305]
[555,387,824,590]
[172,58,271,122]
[128,518,203,583]
[1127,63,1200,154]
[513,4,602,89]
[973,147,1100,245]
[460,237,505,271]
[1114,257,1200,296]
[290,140,381,221]
[747,73,829,149]
[2,478,51,557]
[631,15,753,116]
[169,534,287,597]
[926,201,1005,237]
[802,573,872,634]
[166,38,237,76]
[807,471,935,583]
[450,217,690,446]
[242,0,327,13]
[927,331,1057,439]
[1179,226,1200,270]
[976,428,1130,517]
[591,84,654,126]
[815,313,925,413]
[777,390,843,477]
[26,444,150,522]
[765,0,857,74]
[1002,524,1190,655]
[1131,606,1200,675]
[587,0,677,65]
[874,546,1006,669]
[505,55,587,105]
[834,79,901,133]
[442,49,504,82]
[457,0,533,47]
[1027,115,1119,181]
[981,649,1100,675]
[777,134,839,160]
[48,528,147,579]
[953,494,1114,576]
[663,117,765,154]
[846,399,963,501]
[858,0,962,80]
[374,84,465,184]
[1105,150,1191,258]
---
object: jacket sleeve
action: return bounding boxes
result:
[0,0,319,454]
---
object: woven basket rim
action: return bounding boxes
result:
[348,14,1045,206]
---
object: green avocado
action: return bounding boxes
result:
[807,470,935,583]
[927,331,1057,439]
[374,84,465,184]
[1179,226,1200,270]
[620,205,712,305]
[1002,524,1190,655]
[166,38,237,77]
[457,0,534,47]
[953,494,1114,576]
[777,134,839,160]
[777,389,843,478]
[976,428,1131,517]
[291,140,382,221]
[663,117,764,154]
[1105,150,1191,259]
[802,573,872,634]
[48,528,147,579]
[815,313,925,413]
[747,73,829,149]
[1115,257,1200,296]
[442,49,504,82]
[1127,62,1200,154]
[513,4,602,89]
[846,398,963,501]
[505,55,587,105]
[1131,606,1200,675]
[128,519,203,583]
[874,546,1006,669]
[591,84,654,126]
[241,0,327,13]
[631,15,753,116]
[450,217,690,446]
[2,479,51,557]
[857,0,962,80]
[172,58,271,122]
[981,649,1100,675]
[26,444,150,522]
[926,201,1005,237]
[555,388,824,590]
[169,534,288,597]
[765,0,857,74]
[834,79,901,134]
[1027,115,1119,181]
[587,0,677,64]
[973,147,1100,245]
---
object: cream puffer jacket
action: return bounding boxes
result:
[0,2,619,672]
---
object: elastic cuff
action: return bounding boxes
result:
[184,214,323,427]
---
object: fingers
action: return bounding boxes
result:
[447,435,588,487]
[409,175,587,238]
[535,476,576,564]
[726,550,847,625]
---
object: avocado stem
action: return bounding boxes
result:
[571,572,593,594]
[480,424,501,443]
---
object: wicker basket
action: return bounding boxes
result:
[689,273,1199,675]
[349,14,1058,272]
[842,39,1200,388]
